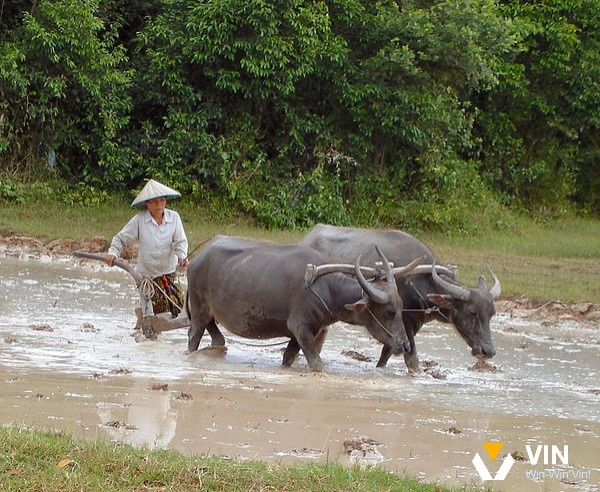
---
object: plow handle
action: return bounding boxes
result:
[73,251,143,285]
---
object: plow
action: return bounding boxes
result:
[73,251,189,339]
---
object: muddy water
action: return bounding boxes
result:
[1,256,599,491]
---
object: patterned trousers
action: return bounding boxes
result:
[151,272,185,317]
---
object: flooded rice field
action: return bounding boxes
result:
[1,254,599,491]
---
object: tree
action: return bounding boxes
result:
[0,0,132,184]
[474,0,600,214]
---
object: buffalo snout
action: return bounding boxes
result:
[390,338,411,355]
[471,344,496,359]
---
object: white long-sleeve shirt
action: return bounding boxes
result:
[108,208,188,278]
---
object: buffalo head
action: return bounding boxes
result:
[307,247,427,356]
[428,263,501,359]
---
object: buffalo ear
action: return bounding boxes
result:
[427,293,454,308]
[345,300,368,312]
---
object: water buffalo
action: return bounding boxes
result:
[301,224,501,372]
[185,235,425,372]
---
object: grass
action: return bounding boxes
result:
[1,198,599,305]
[0,426,465,492]
[0,198,298,245]
[421,215,600,303]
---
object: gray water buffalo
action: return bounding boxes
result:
[301,224,501,372]
[185,235,425,372]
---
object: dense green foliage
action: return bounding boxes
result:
[1,0,598,230]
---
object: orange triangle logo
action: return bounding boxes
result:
[483,442,504,461]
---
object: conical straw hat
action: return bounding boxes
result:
[131,179,181,207]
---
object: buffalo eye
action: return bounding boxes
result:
[387,309,397,318]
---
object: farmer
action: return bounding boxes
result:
[104,179,189,319]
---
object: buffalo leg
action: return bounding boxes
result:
[403,348,419,373]
[187,324,206,353]
[205,319,226,346]
[314,327,328,353]
[288,322,324,372]
[302,344,324,372]
[283,328,328,367]
[188,319,225,353]
[185,290,203,352]
[377,329,419,372]
[403,325,419,373]
[376,345,392,368]
[282,338,301,367]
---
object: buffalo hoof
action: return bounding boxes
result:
[404,352,420,373]
[282,352,299,367]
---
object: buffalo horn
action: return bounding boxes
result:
[387,254,428,277]
[486,266,502,299]
[376,245,397,287]
[431,260,470,300]
[355,253,389,304]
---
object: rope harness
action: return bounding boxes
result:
[366,305,395,338]
[139,275,184,311]
[307,284,335,318]
[307,282,396,339]
[308,275,453,328]
[401,276,451,322]
[140,277,156,303]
